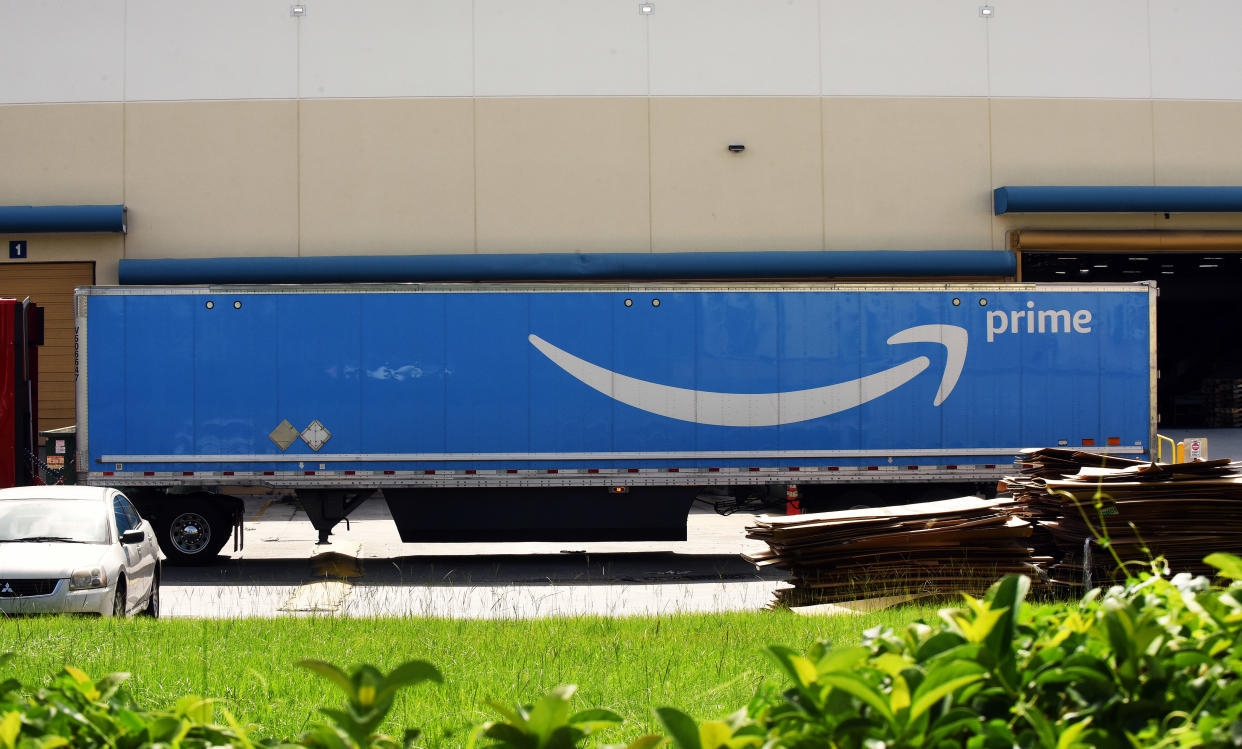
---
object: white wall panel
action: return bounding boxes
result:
[987,0,1150,99]
[0,0,123,103]
[475,0,647,96]
[301,0,473,98]
[649,0,820,96]
[821,0,987,97]
[126,0,297,101]
[1150,1,1242,101]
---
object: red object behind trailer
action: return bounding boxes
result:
[0,300,12,487]
[0,298,42,488]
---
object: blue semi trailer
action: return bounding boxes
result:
[75,282,1156,563]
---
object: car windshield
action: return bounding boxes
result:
[0,499,109,544]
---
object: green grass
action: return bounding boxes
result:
[0,607,945,746]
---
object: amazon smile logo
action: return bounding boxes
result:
[528,324,967,427]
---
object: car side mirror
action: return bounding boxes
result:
[121,529,145,545]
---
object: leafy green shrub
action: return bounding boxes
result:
[467,684,657,749]
[658,554,1242,748]
[297,659,442,748]
[0,652,250,748]
[6,553,1242,748]
[0,654,441,748]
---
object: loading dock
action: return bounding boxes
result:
[0,261,93,431]
[1022,249,1242,428]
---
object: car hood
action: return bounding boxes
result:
[0,543,110,577]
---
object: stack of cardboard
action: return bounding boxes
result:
[746,449,1242,607]
[745,496,1046,607]
[1003,448,1242,590]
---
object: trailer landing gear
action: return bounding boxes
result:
[298,490,373,544]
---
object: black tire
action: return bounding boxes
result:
[154,497,231,565]
[111,580,126,617]
[141,569,160,619]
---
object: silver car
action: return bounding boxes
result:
[0,486,161,617]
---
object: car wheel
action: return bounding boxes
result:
[111,580,126,617]
[154,500,230,565]
[141,572,160,619]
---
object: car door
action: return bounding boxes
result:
[111,494,146,611]
[122,495,158,593]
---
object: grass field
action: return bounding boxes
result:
[0,605,945,746]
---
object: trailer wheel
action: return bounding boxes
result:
[154,497,231,565]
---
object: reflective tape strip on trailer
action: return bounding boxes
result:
[86,465,1017,488]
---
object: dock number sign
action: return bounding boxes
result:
[8,241,26,259]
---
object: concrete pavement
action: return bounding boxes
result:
[159,428,1242,619]
[1159,428,1242,462]
[160,494,788,619]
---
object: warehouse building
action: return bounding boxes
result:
[3,0,1242,430]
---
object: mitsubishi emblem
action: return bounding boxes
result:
[0,583,13,594]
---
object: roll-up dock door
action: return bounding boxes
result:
[1016,232,1242,429]
[0,262,94,431]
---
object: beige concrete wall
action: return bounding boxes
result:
[299,99,476,255]
[1154,101,1242,185]
[990,99,1163,247]
[823,98,992,250]
[0,104,124,276]
[123,101,299,259]
[0,104,123,206]
[650,98,823,252]
[475,98,651,253]
[5,97,1242,272]
[990,99,1156,185]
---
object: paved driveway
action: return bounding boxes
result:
[159,429,1242,619]
[161,494,787,619]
